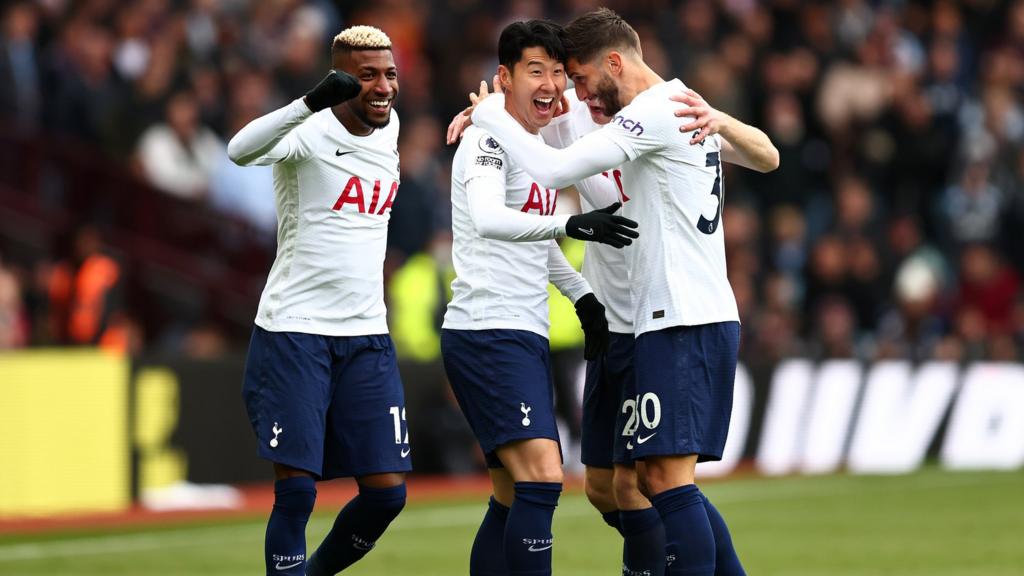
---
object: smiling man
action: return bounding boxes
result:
[442,19,640,576]
[227,25,409,576]
[470,9,779,576]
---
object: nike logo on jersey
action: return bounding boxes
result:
[401,447,411,458]
[577,227,595,236]
[636,433,657,444]
[335,149,356,157]
[275,561,302,570]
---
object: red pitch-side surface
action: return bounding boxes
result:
[0,474,586,536]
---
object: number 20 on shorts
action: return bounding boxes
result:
[621,393,662,438]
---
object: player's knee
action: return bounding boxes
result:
[502,440,564,483]
[358,481,407,520]
[584,469,616,512]
[519,461,563,483]
[273,476,317,519]
[642,456,697,496]
[612,467,647,509]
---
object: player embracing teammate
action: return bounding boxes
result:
[443,19,641,576]
[469,8,779,576]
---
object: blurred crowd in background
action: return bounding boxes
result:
[1,0,1023,366]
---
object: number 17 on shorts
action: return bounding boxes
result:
[389,406,411,459]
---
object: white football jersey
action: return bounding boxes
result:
[444,125,586,337]
[596,79,739,334]
[233,98,400,336]
[541,98,634,334]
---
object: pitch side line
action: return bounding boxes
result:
[0,472,1013,563]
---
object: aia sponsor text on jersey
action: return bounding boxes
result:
[333,176,398,215]
[521,182,557,215]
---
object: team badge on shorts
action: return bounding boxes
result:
[270,422,283,448]
[520,403,532,426]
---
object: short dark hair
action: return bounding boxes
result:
[497,19,567,70]
[564,8,641,64]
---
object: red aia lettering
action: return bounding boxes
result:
[333,176,365,212]
[333,177,398,215]
[601,169,629,202]
[376,181,398,215]
[521,183,556,215]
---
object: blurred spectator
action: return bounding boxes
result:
[137,90,224,200]
[803,234,847,334]
[46,226,132,352]
[50,19,124,146]
[210,71,277,235]
[955,243,1020,336]
[389,115,448,259]
[0,253,29,348]
[832,175,878,238]
[767,205,807,288]
[809,296,862,359]
[0,2,42,131]
[941,160,1004,246]
[876,257,946,361]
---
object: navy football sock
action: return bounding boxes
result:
[601,510,624,535]
[620,507,666,576]
[305,483,406,575]
[701,494,745,576]
[651,484,715,576]
[470,496,511,576]
[504,482,562,576]
[265,476,316,576]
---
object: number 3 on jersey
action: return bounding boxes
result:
[696,152,722,235]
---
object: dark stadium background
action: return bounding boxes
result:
[1,0,1022,528]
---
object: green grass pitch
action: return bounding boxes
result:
[1,468,1021,575]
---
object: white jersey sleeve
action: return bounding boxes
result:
[471,94,628,189]
[464,132,571,242]
[227,98,317,166]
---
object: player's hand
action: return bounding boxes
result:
[565,202,639,248]
[553,94,571,118]
[447,76,502,144]
[671,89,730,145]
[447,106,474,144]
[574,293,610,360]
[304,70,361,112]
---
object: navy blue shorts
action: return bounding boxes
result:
[441,328,560,468]
[630,322,741,463]
[581,332,636,468]
[242,326,412,479]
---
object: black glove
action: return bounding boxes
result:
[575,292,610,360]
[303,70,361,112]
[565,202,639,248]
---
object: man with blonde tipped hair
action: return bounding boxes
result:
[229,25,408,576]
